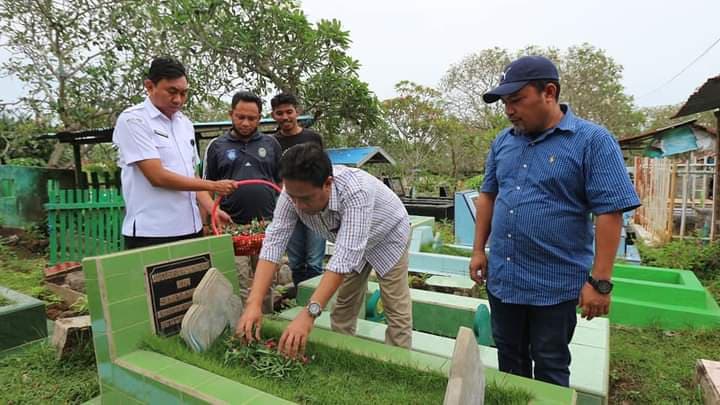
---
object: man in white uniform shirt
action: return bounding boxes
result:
[113,57,236,249]
[237,143,413,358]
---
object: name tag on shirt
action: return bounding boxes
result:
[153,129,169,138]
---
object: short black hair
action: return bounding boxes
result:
[528,79,561,101]
[279,143,331,188]
[147,57,186,84]
[270,92,299,110]
[230,91,262,114]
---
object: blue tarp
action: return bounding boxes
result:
[326,147,396,167]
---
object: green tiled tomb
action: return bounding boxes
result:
[0,285,48,352]
[83,234,576,404]
[404,251,720,329]
[297,275,606,405]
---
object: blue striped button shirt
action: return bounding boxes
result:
[260,165,411,276]
[481,105,641,305]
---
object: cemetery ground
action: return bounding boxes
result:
[0,227,719,404]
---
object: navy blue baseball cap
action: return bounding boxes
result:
[482,56,559,103]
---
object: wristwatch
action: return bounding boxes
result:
[588,275,613,294]
[306,301,322,318]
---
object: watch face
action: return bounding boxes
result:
[597,280,613,294]
[308,302,322,317]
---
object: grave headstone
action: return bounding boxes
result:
[180,268,243,352]
[443,326,485,405]
[695,359,720,405]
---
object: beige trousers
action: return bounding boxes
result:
[233,255,258,305]
[330,247,413,348]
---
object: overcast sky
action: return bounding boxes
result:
[1,0,718,110]
[302,0,720,108]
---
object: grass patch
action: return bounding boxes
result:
[0,340,98,404]
[142,322,532,404]
[421,243,473,257]
[0,296,13,306]
[609,325,720,404]
[0,241,61,306]
[434,219,455,244]
[0,243,45,297]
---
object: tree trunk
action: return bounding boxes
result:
[47,143,66,167]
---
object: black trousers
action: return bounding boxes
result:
[487,290,578,387]
[124,230,204,250]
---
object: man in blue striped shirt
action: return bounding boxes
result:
[469,56,640,387]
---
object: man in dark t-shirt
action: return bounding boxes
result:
[271,92,326,287]
[204,92,282,225]
[204,91,281,303]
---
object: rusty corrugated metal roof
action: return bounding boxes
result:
[673,75,720,118]
[618,118,698,144]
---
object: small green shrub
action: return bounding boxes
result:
[638,239,720,281]
[7,157,46,167]
[464,174,485,190]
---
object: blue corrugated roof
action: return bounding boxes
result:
[326,147,396,167]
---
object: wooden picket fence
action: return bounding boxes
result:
[45,180,125,265]
[633,156,716,243]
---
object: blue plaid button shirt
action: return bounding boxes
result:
[260,165,411,276]
[481,105,641,305]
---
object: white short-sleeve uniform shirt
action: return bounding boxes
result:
[113,98,202,237]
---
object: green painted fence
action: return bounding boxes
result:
[45,181,125,265]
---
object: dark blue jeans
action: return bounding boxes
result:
[287,221,326,286]
[487,290,577,387]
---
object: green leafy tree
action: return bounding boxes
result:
[0,113,54,165]
[381,81,448,184]
[440,44,644,136]
[440,47,512,129]
[0,0,142,166]
[141,0,381,138]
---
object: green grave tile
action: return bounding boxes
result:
[156,362,217,389]
[208,234,232,252]
[145,376,183,404]
[210,251,235,274]
[100,383,126,405]
[485,368,577,404]
[82,258,98,280]
[180,392,211,405]
[93,334,111,365]
[85,278,103,322]
[169,239,210,259]
[577,392,604,405]
[112,322,151,358]
[195,377,280,404]
[100,253,143,280]
[104,274,146,304]
[110,366,148,400]
[108,296,150,331]
[241,393,295,405]
[140,246,171,268]
[117,350,181,374]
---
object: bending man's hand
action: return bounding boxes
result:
[235,304,263,343]
[278,310,314,359]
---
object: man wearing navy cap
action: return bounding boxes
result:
[469,55,640,386]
